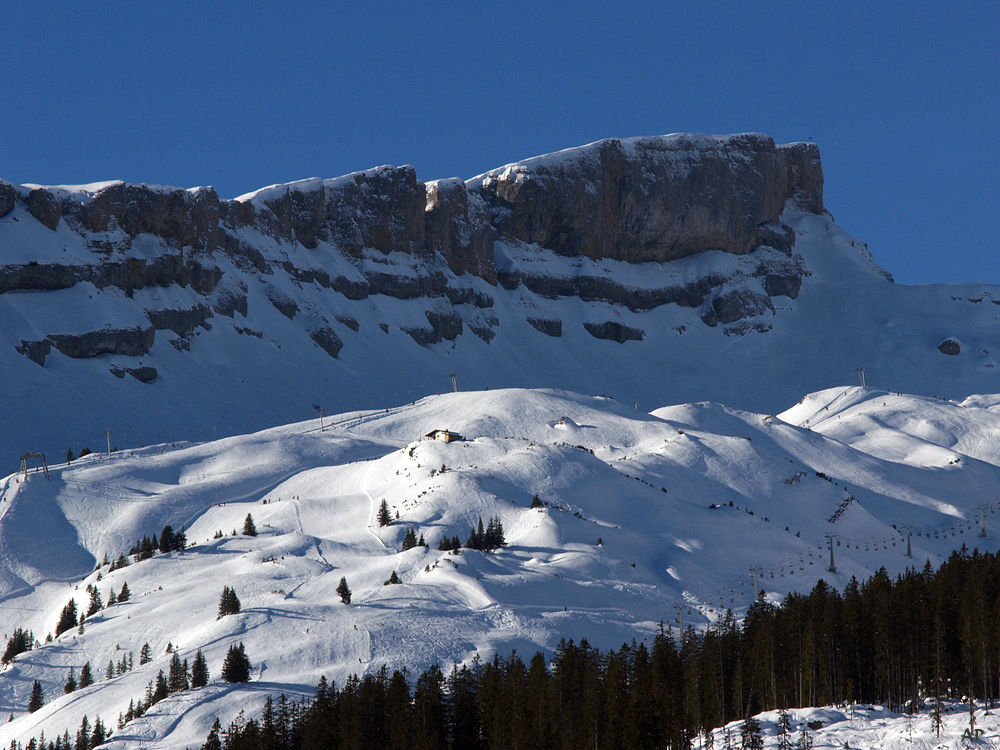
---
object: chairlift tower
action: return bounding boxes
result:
[902,523,915,558]
[106,429,112,458]
[450,372,459,392]
[19,452,50,480]
[976,505,990,538]
[749,566,764,602]
[825,533,839,574]
[313,405,325,432]
[856,367,867,388]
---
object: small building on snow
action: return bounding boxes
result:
[425,429,464,443]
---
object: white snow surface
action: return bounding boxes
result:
[3,386,1000,747]
[716,701,1000,750]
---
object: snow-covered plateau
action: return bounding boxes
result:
[2,385,1000,747]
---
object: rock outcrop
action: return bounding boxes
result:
[471,134,823,263]
[2,132,827,370]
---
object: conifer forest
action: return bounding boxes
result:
[199,548,1000,750]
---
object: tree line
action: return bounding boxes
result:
[202,546,1000,750]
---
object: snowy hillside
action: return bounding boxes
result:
[717,701,1000,750]
[2,386,1000,748]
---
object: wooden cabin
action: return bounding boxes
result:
[425,429,464,443]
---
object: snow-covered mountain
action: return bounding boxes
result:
[2,385,1000,748]
[2,133,998,472]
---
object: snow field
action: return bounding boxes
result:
[2,386,1000,746]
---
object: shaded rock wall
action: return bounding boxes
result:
[472,134,823,263]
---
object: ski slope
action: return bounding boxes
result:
[1,386,1000,747]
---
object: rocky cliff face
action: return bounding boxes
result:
[0,133,825,366]
[471,133,822,262]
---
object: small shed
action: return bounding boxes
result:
[425,429,464,443]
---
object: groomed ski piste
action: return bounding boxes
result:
[2,385,1000,748]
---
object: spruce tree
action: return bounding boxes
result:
[74,715,90,750]
[218,586,241,617]
[337,577,352,604]
[28,681,44,713]
[139,643,152,665]
[741,716,763,750]
[106,660,114,680]
[106,588,117,607]
[168,651,189,693]
[90,718,107,748]
[79,662,93,689]
[377,500,392,527]
[152,670,169,702]
[86,584,102,616]
[203,718,223,750]
[64,668,77,694]
[242,514,257,537]
[777,709,792,750]
[191,649,209,688]
[118,582,130,602]
[159,525,175,554]
[2,628,33,665]
[221,643,251,683]
[402,528,418,550]
[55,600,78,636]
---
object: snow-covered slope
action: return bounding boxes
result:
[719,701,1000,750]
[2,386,1000,748]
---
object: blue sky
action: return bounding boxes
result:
[2,2,997,285]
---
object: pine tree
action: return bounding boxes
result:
[485,516,506,550]
[106,588,117,607]
[221,643,251,683]
[139,643,152,665]
[741,716,763,750]
[106,660,114,680]
[202,719,223,750]
[337,577,352,604]
[2,628,34,665]
[86,584,102,616]
[66,448,74,464]
[90,718,107,748]
[385,570,401,585]
[152,670,168,703]
[242,514,257,537]
[418,533,427,547]
[217,586,241,617]
[174,526,187,551]
[64,668,77,694]
[402,528,418,550]
[168,651,189,693]
[191,649,209,688]
[55,600,78,636]
[118,582,130,602]
[777,709,792,750]
[378,500,392,527]
[79,662,93,689]
[74,715,90,750]
[159,525,175,554]
[28,681,44,713]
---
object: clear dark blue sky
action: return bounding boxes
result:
[2,2,997,285]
